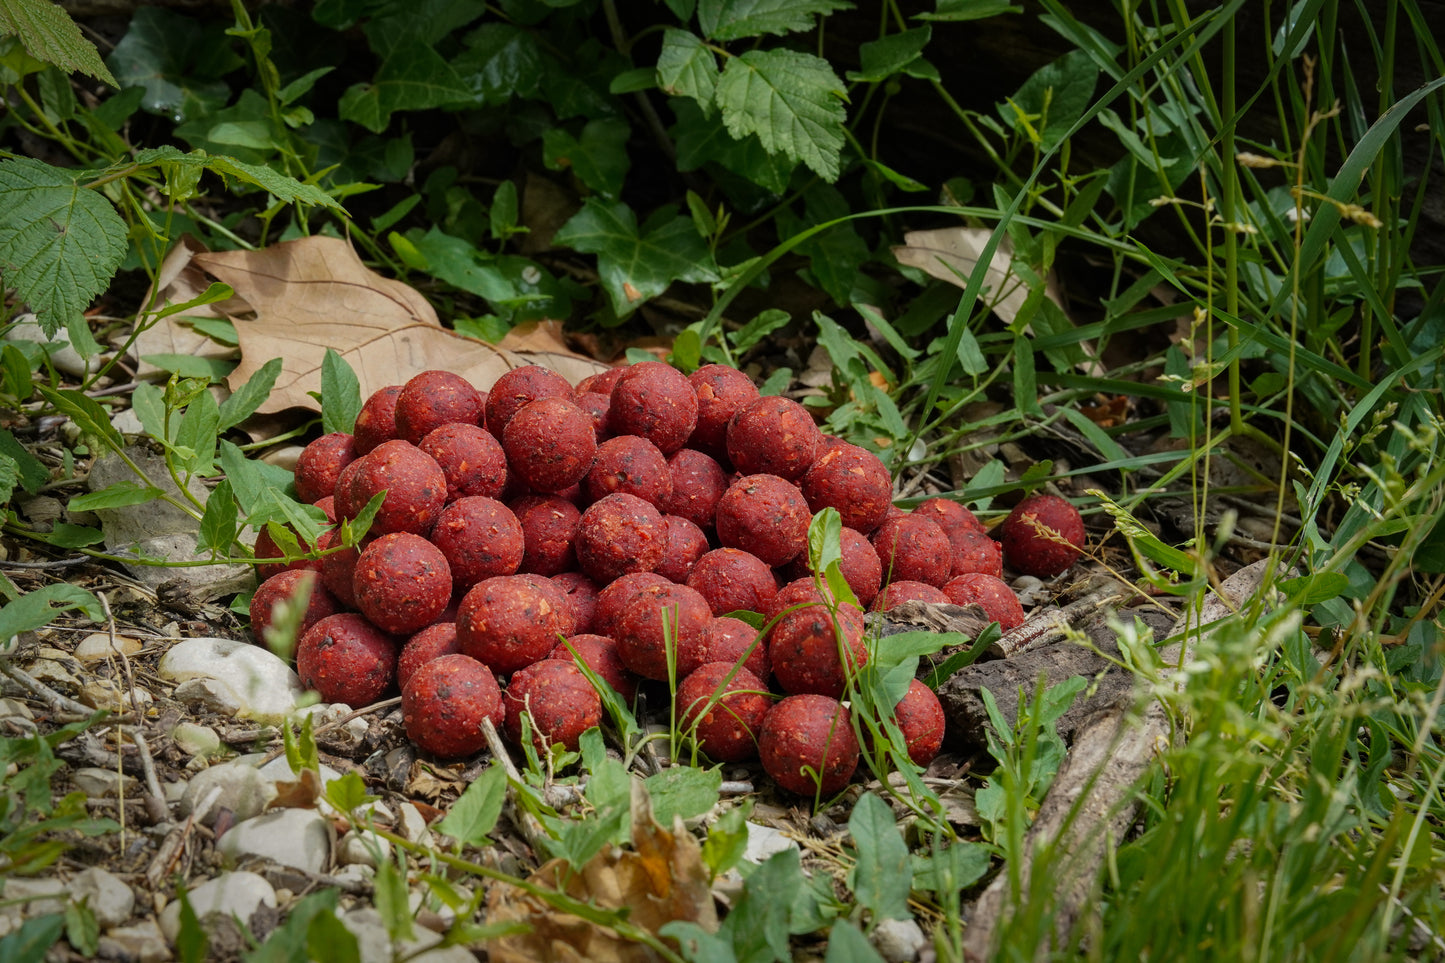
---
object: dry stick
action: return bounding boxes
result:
[480,717,555,859]
[986,587,1128,659]
[100,591,169,824]
[961,559,1280,961]
[0,657,96,720]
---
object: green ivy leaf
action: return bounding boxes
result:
[847,792,912,921]
[0,0,116,85]
[0,159,127,340]
[656,29,717,108]
[106,7,241,122]
[454,23,543,104]
[339,39,471,133]
[436,766,506,847]
[715,49,846,182]
[846,26,937,82]
[554,199,718,318]
[543,117,631,199]
[401,227,515,303]
[698,0,854,41]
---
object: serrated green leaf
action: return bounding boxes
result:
[848,792,912,921]
[698,0,853,40]
[128,145,342,211]
[916,0,1022,20]
[197,478,238,558]
[657,29,717,108]
[554,199,718,318]
[107,7,239,122]
[0,0,117,85]
[340,39,472,133]
[715,49,846,182]
[437,766,506,846]
[911,840,991,893]
[0,159,127,339]
[321,349,362,435]
[847,26,933,82]
[0,584,102,643]
[672,97,794,194]
[218,356,282,431]
[543,118,631,199]
[0,428,48,494]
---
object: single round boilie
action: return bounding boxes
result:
[870,580,950,613]
[726,396,823,480]
[663,448,728,530]
[551,572,600,635]
[695,615,770,681]
[504,660,602,752]
[759,695,860,796]
[584,435,672,508]
[429,497,524,592]
[394,370,486,445]
[687,363,759,459]
[612,581,713,681]
[677,662,770,762]
[509,495,582,576]
[871,514,953,587]
[607,361,698,455]
[949,528,1003,579]
[769,603,867,699]
[418,423,508,503]
[402,654,502,759]
[999,493,1086,578]
[686,548,778,617]
[942,572,1025,629]
[574,492,667,583]
[297,613,399,707]
[799,443,893,533]
[485,365,574,437]
[294,432,358,504]
[893,678,946,767]
[549,633,638,702]
[592,572,673,640]
[250,570,340,643]
[503,397,597,493]
[353,532,453,635]
[353,385,402,455]
[397,621,460,691]
[714,474,811,567]
[656,515,709,583]
[457,574,571,675]
[335,440,447,537]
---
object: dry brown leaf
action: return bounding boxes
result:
[267,767,322,810]
[486,780,717,963]
[891,226,1063,326]
[500,319,619,386]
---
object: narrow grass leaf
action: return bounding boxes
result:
[0,914,66,963]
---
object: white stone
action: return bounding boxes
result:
[217,807,332,875]
[74,632,144,662]
[1,877,66,916]
[397,802,431,846]
[336,829,389,869]
[71,867,135,928]
[98,920,170,963]
[180,761,275,827]
[871,918,927,963]
[338,908,475,963]
[164,779,188,803]
[3,314,103,376]
[72,767,138,798]
[78,678,153,711]
[171,722,221,758]
[158,871,276,944]
[157,637,304,723]
[109,408,145,436]
[0,697,33,721]
[743,822,798,863]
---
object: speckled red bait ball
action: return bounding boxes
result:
[696,615,770,681]
[457,574,571,675]
[507,495,581,576]
[999,493,1086,578]
[517,573,578,637]
[726,396,823,481]
[607,361,698,455]
[592,572,673,640]
[419,423,508,503]
[394,370,486,445]
[316,529,363,609]
[893,679,946,767]
[612,581,713,681]
[429,497,524,592]
[402,654,502,759]
[677,663,770,762]
[504,660,601,752]
[759,695,859,797]
[686,548,778,617]
[336,440,446,537]
[250,570,340,643]
[942,573,1025,629]
[764,577,856,623]
[574,493,667,583]
[914,497,985,539]
[575,392,611,438]
[657,515,709,583]
[870,580,950,613]
[770,603,867,699]
[551,572,600,635]
[663,448,728,530]
[950,529,1003,579]
[296,613,399,706]
[294,432,358,504]
[871,514,953,587]
[485,365,574,437]
[397,622,460,691]
[549,633,638,702]
[836,527,884,607]
[503,397,598,494]
[687,363,760,459]
[584,435,672,509]
[575,367,625,397]
[714,474,811,567]
[353,385,402,455]
[353,533,452,635]
[799,443,893,533]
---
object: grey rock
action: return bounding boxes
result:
[872,918,927,963]
[743,822,798,863]
[71,867,135,928]
[72,767,138,798]
[170,721,221,758]
[217,807,332,875]
[99,920,171,963]
[339,907,475,963]
[1,877,67,916]
[180,761,275,827]
[336,829,389,869]
[158,871,276,944]
[397,802,432,845]
[157,636,304,723]
[0,697,34,721]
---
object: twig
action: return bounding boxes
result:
[0,557,92,569]
[480,717,554,858]
[987,588,1128,659]
[102,591,169,824]
[0,658,96,720]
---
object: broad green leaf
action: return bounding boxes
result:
[359,0,487,59]
[321,349,363,435]
[196,479,238,558]
[69,481,165,512]
[554,199,718,318]
[437,766,506,846]
[698,0,854,41]
[911,840,992,893]
[37,65,76,121]
[0,581,102,642]
[0,913,66,963]
[656,28,717,108]
[454,23,543,104]
[847,26,935,83]
[730,309,792,354]
[0,0,116,85]
[700,802,750,878]
[37,386,127,449]
[997,49,1098,151]
[489,179,519,241]
[305,909,360,963]
[847,792,912,921]
[917,0,1022,20]
[645,766,721,826]
[218,357,282,431]
[715,49,846,182]
[244,888,344,963]
[219,441,293,515]
[106,7,240,122]
[1011,333,1040,415]
[339,40,471,133]
[401,227,514,303]
[64,900,98,957]
[323,771,376,814]
[808,507,844,578]
[0,454,18,507]
[824,919,886,962]
[543,118,631,199]
[1280,572,1351,605]
[671,97,794,194]
[139,354,234,381]
[0,159,127,339]
[1,343,35,401]
[174,388,219,475]
[0,428,48,493]
[729,847,799,961]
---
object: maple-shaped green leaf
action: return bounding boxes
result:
[698,0,854,41]
[672,97,794,194]
[716,49,846,182]
[543,117,631,198]
[0,158,127,339]
[554,199,717,318]
[0,0,117,85]
[656,28,717,109]
[339,39,472,133]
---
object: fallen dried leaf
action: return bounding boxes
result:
[268,767,322,810]
[892,227,1061,326]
